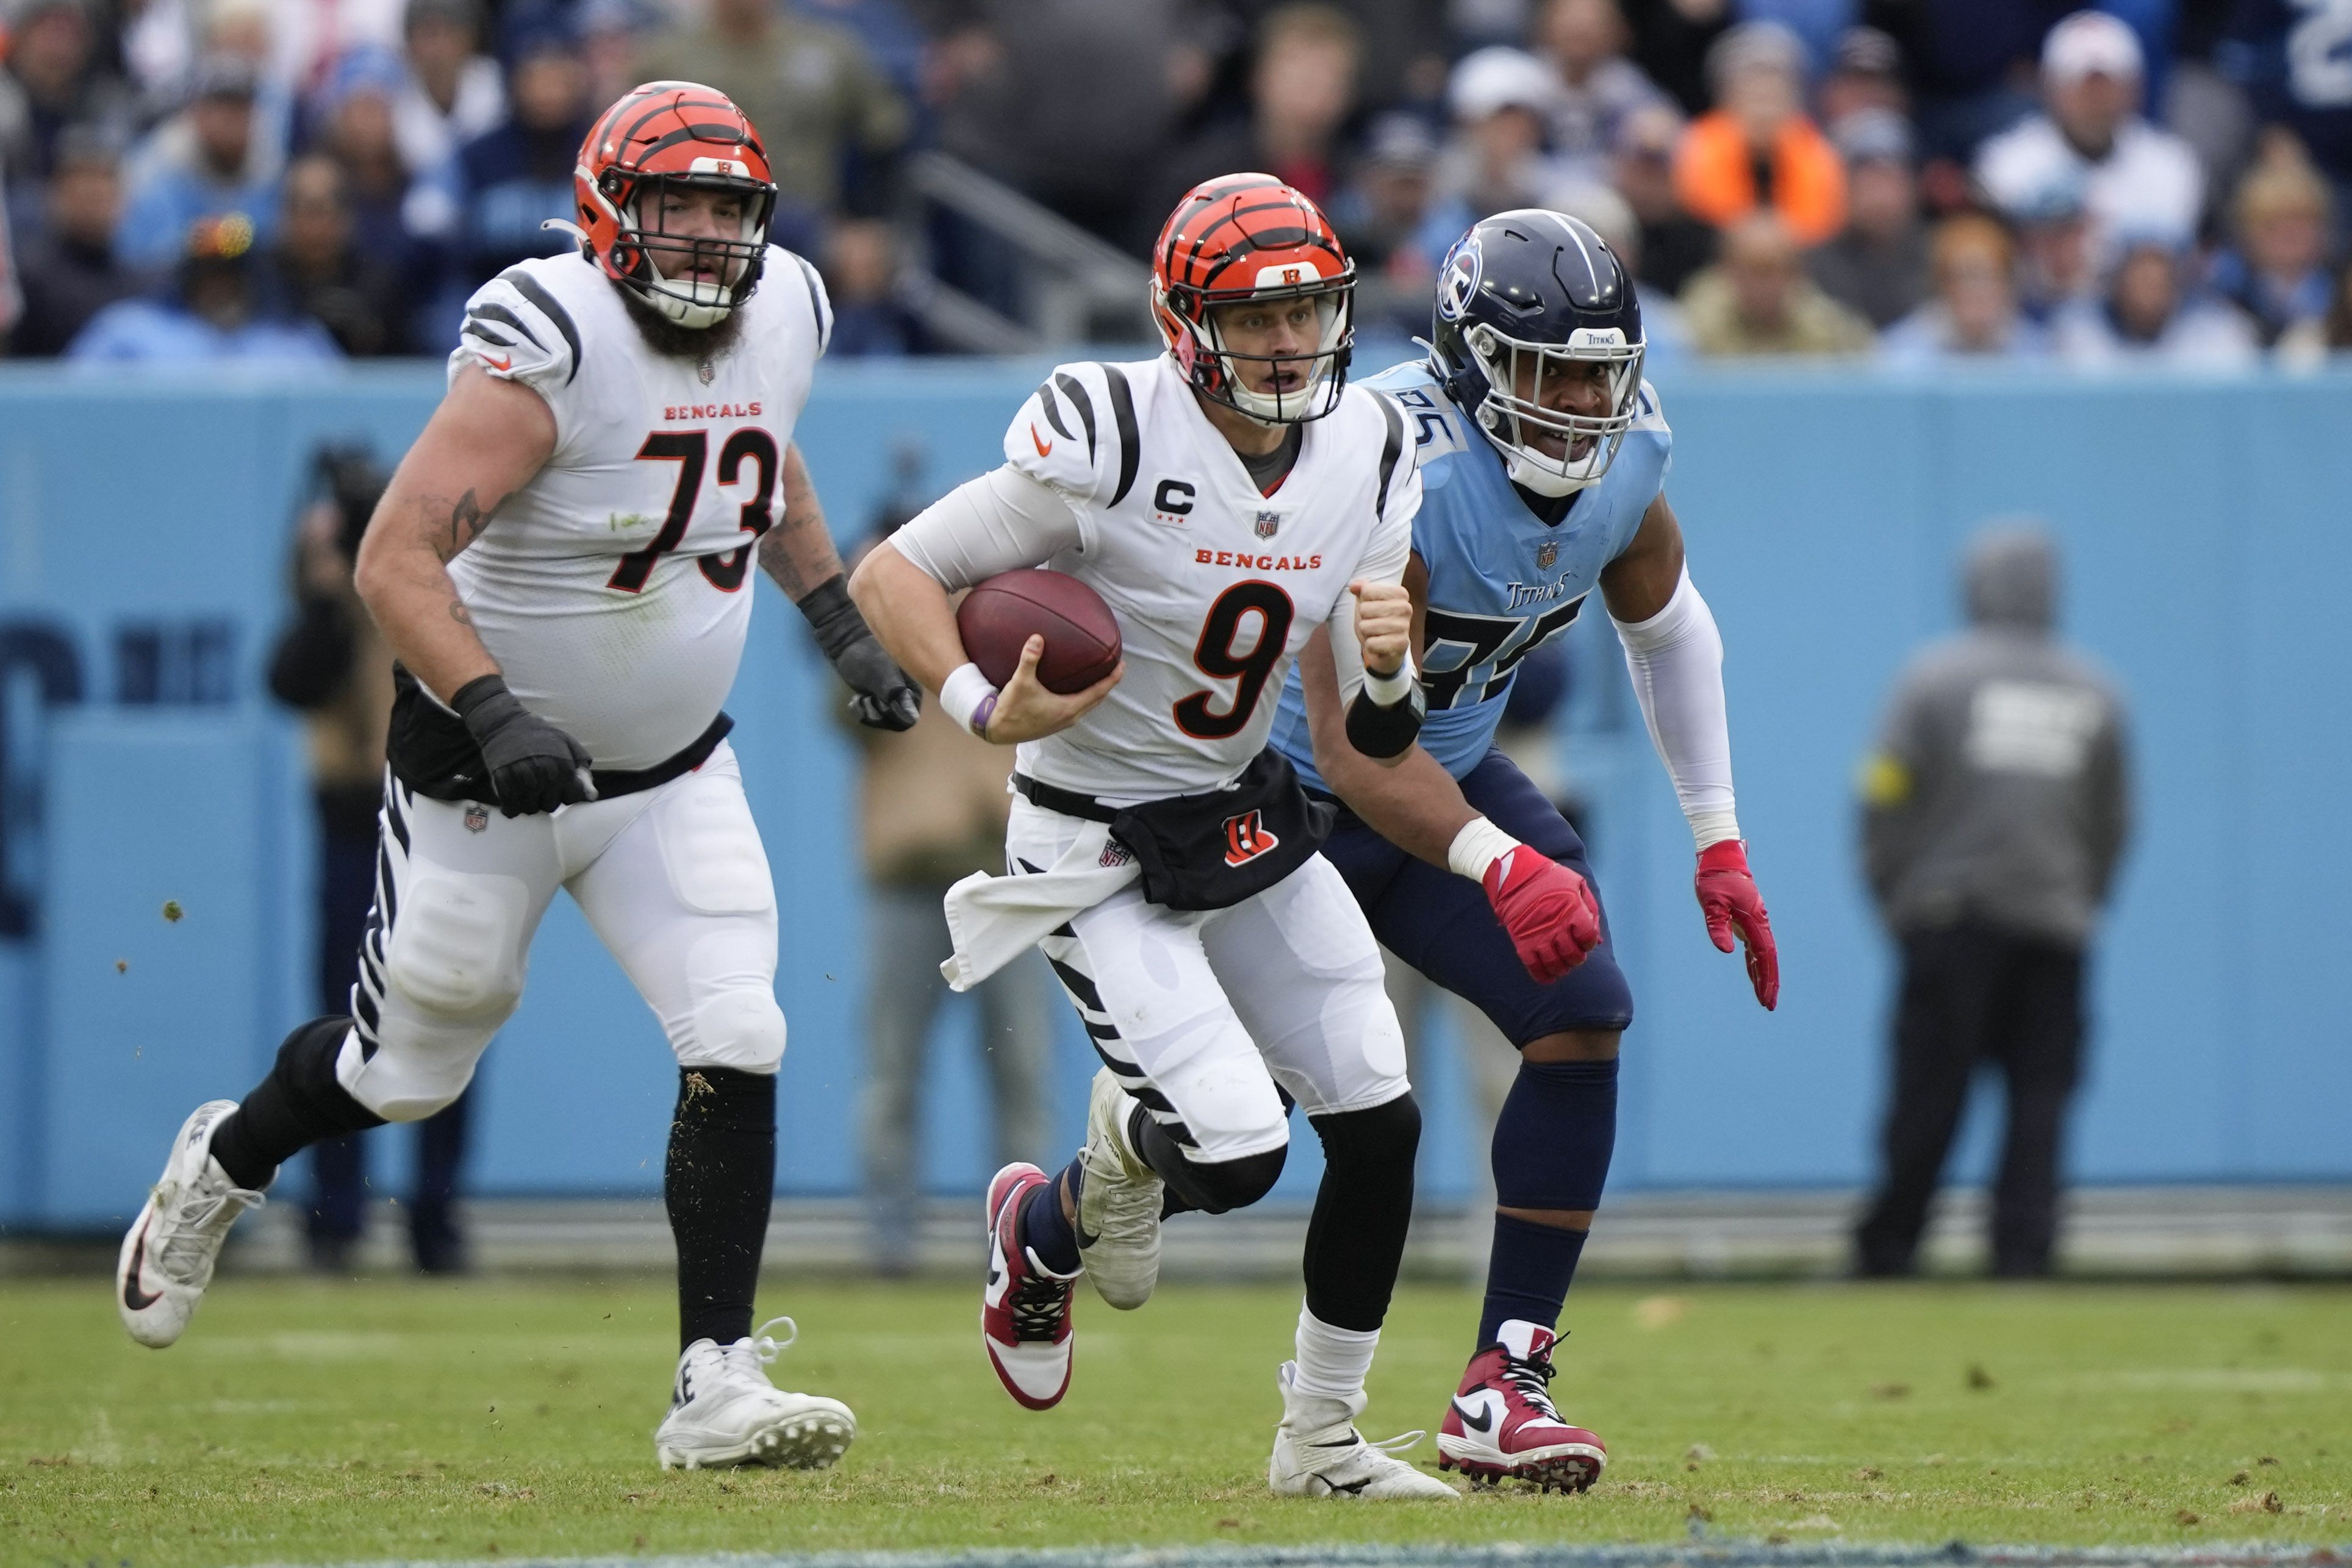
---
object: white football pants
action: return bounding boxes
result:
[1008,796,1410,1165]
[336,743,784,1121]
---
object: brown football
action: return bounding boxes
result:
[955,569,1122,695]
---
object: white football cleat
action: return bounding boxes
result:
[117,1100,265,1348]
[1267,1360,1459,1500]
[653,1317,856,1471]
[1075,1069,1162,1310]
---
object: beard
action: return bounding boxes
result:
[614,275,749,362]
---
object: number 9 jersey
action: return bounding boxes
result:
[436,245,833,772]
[991,353,1420,800]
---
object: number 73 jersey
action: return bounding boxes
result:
[1001,354,1419,801]
[441,246,831,770]
[1269,357,1671,790]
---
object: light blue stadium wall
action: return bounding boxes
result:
[1,362,2346,1231]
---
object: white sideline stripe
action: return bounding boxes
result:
[274,1544,2352,1568]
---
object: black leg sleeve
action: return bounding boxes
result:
[208,1018,387,1192]
[1129,1103,1287,1215]
[665,1067,776,1352]
[1303,1094,1421,1333]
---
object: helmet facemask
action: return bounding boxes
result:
[595,166,775,329]
[1161,268,1355,426]
[1463,321,1644,496]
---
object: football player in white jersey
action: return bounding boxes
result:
[112,84,918,1473]
[851,175,1457,1501]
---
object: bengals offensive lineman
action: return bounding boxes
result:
[113,83,917,1472]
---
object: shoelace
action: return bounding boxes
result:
[720,1316,798,1381]
[153,1176,264,1286]
[679,1317,798,1408]
[1008,1258,1072,1342]
[1303,1426,1429,1473]
[1500,1352,1566,1423]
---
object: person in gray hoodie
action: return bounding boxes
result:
[1853,521,2130,1278]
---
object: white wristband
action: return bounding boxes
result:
[1446,816,1522,882]
[1688,809,1741,850]
[1363,651,1416,707]
[939,662,1000,738]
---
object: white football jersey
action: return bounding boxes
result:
[442,246,831,770]
[1005,355,1419,800]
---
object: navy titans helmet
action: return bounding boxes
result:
[1428,210,1646,496]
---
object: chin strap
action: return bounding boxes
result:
[539,217,590,246]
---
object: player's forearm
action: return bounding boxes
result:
[1332,581,1421,765]
[759,443,847,603]
[1324,742,1479,867]
[847,540,969,695]
[354,493,499,703]
[1301,631,1472,864]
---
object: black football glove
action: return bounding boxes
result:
[800,575,920,731]
[453,674,597,817]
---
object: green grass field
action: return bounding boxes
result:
[3,1274,2347,1566]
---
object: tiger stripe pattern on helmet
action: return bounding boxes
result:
[575,81,780,329]
[1150,173,1357,424]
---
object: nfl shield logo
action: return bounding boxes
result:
[464,803,489,834]
[1255,511,1280,539]
[1536,539,1560,570]
[698,358,715,385]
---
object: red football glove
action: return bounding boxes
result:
[1482,845,1603,984]
[1695,839,1779,1011]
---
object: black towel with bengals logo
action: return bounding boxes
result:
[1110,748,1333,912]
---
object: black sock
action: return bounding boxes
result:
[1302,1095,1421,1332]
[666,1067,776,1351]
[1017,1161,1084,1275]
[209,1018,387,1190]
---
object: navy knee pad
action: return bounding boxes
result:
[1492,1056,1618,1212]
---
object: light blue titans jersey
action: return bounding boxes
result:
[1270,357,1672,789]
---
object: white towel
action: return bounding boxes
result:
[940,820,1139,991]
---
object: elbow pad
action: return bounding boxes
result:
[1345,681,1425,759]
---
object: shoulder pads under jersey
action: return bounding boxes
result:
[1004,360,1144,509]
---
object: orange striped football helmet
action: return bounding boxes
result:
[1151,173,1357,424]
[576,81,777,329]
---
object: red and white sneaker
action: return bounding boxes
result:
[981,1162,1078,1411]
[1436,1320,1607,1492]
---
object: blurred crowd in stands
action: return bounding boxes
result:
[3,0,2351,366]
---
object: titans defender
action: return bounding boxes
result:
[1267,210,1779,1491]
